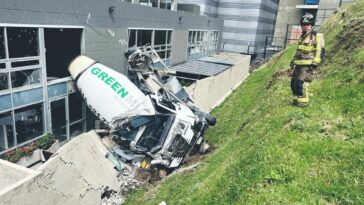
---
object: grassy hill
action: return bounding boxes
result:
[125,1,364,204]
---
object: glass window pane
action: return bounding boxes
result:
[11,60,39,68]
[15,103,44,144]
[48,82,67,98]
[128,30,136,48]
[0,72,9,91]
[0,94,12,111]
[0,28,5,59]
[151,0,158,7]
[51,99,67,141]
[70,122,84,138]
[197,31,201,42]
[139,0,149,6]
[11,68,41,88]
[13,88,43,108]
[154,30,166,46]
[0,63,5,69]
[0,111,14,151]
[7,27,39,58]
[157,51,166,59]
[137,30,152,47]
[69,92,83,122]
[166,50,171,58]
[188,31,193,43]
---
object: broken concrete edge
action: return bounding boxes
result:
[219,52,251,65]
[37,130,109,172]
[0,159,41,197]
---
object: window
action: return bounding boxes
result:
[138,0,172,10]
[160,0,172,10]
[0,26,86,155]
[0,112,14,152]
[7,27,39,58]
[128,29,172,66]
[0,27,42,92]
[0,73,9,91]
[68,92,86,139]
[137,30,152,47]
[15,103,44,145]
[44,28,82,80]
[188,30,219,60]
[70,122,83,138]
[11,68,41,88]
[69,92,84,123]
[0,27,5,60]
[188,30,208,60]
[208,31,219,56]
[51,99,67,141]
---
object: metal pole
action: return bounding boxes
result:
[339,0,343,7]
[263,36,268,59]
[284,24,290,49]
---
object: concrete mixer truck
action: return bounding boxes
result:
[68,45,215,170]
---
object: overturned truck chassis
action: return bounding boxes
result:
[69,46,215,170]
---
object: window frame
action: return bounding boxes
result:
[187,29,219,61]
[128,28,173,66]
[0,24,86,155]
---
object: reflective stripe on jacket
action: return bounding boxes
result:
[293,30,322,65]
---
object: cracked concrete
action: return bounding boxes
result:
[0,131,121,205]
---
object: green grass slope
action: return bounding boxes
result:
[125,2,364,204]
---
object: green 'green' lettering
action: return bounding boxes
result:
[105,77,115,85]
[91,67,101,75]
[117,87,129,98]
[90,66,129,99]
[111,82,121,91]
[98,72,108,80]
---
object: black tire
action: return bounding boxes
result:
[203,113,216,126]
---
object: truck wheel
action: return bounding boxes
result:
[204,113,216,126]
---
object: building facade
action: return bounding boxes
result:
[0,0,223,154]
[177,0,279,55]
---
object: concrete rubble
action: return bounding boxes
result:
[0,131,137,205]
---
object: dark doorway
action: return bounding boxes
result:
[44,28,82,81]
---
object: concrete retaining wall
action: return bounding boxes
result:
[186,53,251,112]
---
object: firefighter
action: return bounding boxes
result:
[291,13,325,106]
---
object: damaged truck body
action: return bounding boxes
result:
[68,46,216,170]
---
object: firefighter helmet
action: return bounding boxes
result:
[300,13,316,25]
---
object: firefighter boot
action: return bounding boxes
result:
[292,96,299,105]
[297,83,309,106]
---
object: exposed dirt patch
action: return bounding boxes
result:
[331,18,364,55]
[266,69,292,89]
[185,153,207,165]
[134,167,162,184]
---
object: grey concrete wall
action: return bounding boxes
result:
[316,0,340,25]
[171,30,189,65]
[0,159,39,192]
[273,0,303,47]
[0,0,223,74]
[0,131,121,205]
[186,53,250,112]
